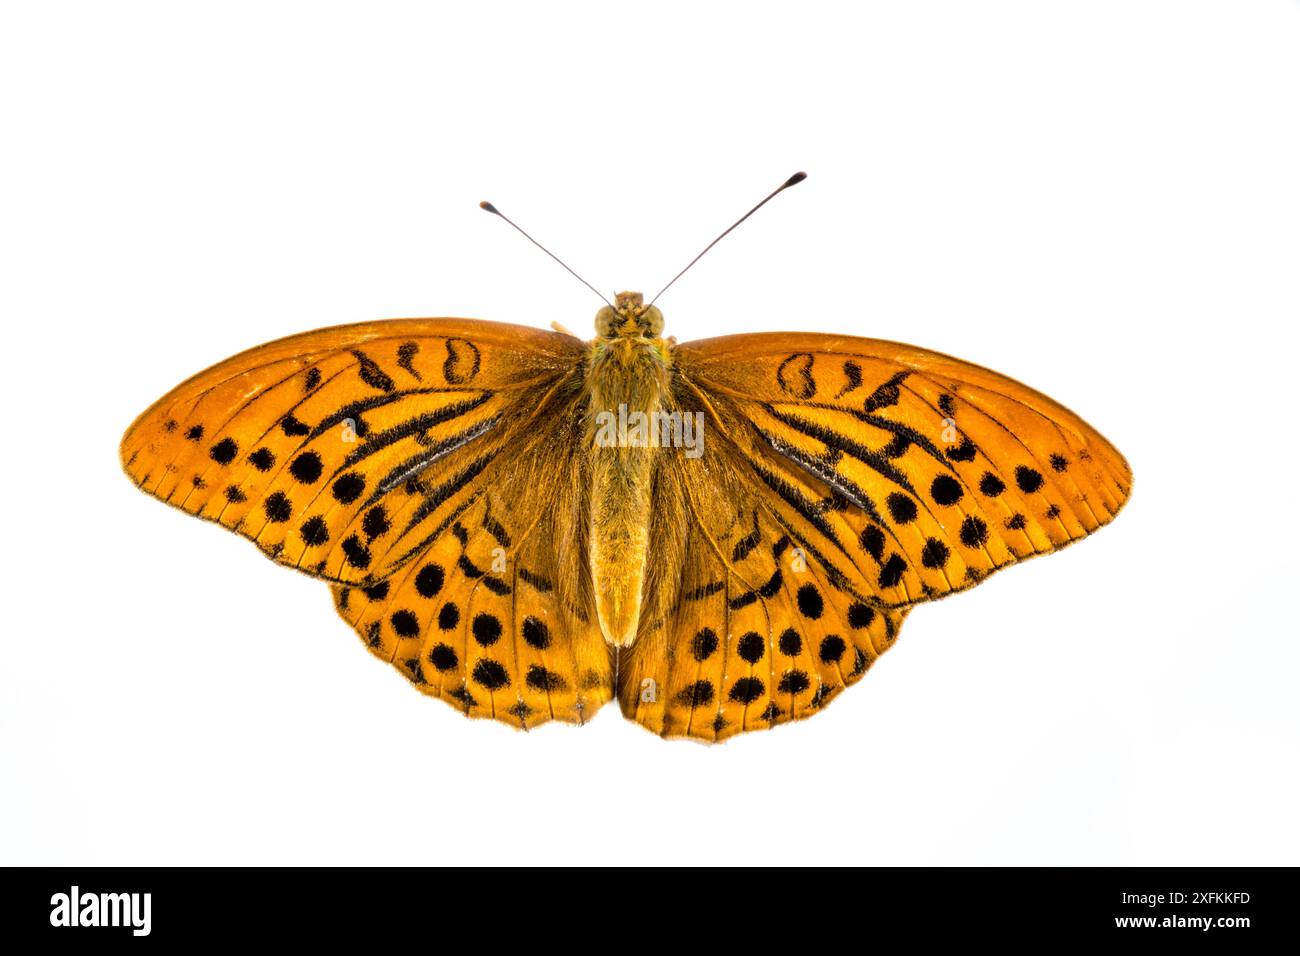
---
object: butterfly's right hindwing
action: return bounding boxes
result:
[330,460,614,730]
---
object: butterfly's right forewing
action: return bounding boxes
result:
[123,318,615,730]
[121,319,582,586]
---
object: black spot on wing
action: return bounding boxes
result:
[526,665,567,692]
[209,438,238,465]
[959,516,989,548]
[930,475,963,506]
[737,632,765,664]
[522,616,551,650]
[691,628,719,661]
[778,670,810,694]
[677,681,714,707]
[249,447,275,472]
[280,415,310,437]
[945,438,977,462]
[878,553,907,587]
[1016,465,1045,493]
[921,538,950,568]
[429,643,458,671]
[472,658,509,689]
[728,677,765,704]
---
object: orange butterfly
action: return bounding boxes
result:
[120,174,1131,741]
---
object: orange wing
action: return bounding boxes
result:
[676,332,1131,606]
[618,331,1130,740]
[121,319,581,585]
[122,319,613,730]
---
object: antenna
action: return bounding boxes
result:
[479,200,612,308]
[648,171,806,306]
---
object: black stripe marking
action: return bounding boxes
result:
[751,462,845,541]
[307,387,486,442]
[443,338,481,384]
[685,580,725,601]
[366,416,500,505]
[341,394,496,469]
[763,405,917,493]
[776,353,817,399]
[519,568,553,593]
[756,430,886,526]
[835,360,863,398]
[385,492,482,576]
[397,342,422,381]
[782,399,953,469]
[401,452,500,536]
[482,507,511,548]
[351,350,396,393]
[863,371,909,412]
[728,591,758,610]
[731,512,761,562]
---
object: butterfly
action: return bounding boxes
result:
[120,174,1131,741]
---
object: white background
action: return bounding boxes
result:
[2,1,1297,866]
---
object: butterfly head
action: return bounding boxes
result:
[595,291,664,339]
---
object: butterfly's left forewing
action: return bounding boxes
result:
[619,331,1131,740]
[674,332,1131,607]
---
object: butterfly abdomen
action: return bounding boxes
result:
[586,335,674,648]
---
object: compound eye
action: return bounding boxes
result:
[594,305,618,337]
[642,305,664,336]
